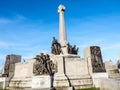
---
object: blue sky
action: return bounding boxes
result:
[0,0,120,67]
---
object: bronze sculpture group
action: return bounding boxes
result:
[51,37,79,55]
[33,53,56,75]
[33,37,79,75]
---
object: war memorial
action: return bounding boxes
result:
[0,5,120,90]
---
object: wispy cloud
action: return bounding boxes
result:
[15,14,26,20]
[66,14,120,62]
[0,14,26,24]
[0,13,120,64]
[0,41,28,48]
[0,14,54,62]
[0,18,12,24]
[0,55,5,60]
[0,41,9,47]
[102,43,120,50]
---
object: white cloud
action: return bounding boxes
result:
[103,43,120,50]
[0,18,12,24]
[0,41,27,48]
[0,14,26,24]
[0,41,10,47]
[0,55,5,60]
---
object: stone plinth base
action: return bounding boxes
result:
[54,74,69,87]
[0,77,9,89]
[32,75,50,89]
[55,86,74,90]
[54,73,93,89]
[9,77,32,88]
[50,54,93,89]
[100,78,120,90]
[92,73,108,88]
[7,87,50,90]
[68,75,93,89]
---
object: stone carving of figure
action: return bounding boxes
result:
[51,37,79,55]
[72,45,79,54]
[51,37,61,55]
[33,60,41,75]
[67,43,72,54]
[33,53,56,75]
[90,46,106,72]
[67,43,79,55]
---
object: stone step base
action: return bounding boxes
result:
[9,77,32,88]
[109,77,120,80]
[74,84,93,90]
[55,87,73,90]
[109,73,120,80]
[55,85,93,90]
[7,87,51,90]
[7,87,73,90]
[8,75,93,90]
[54,75,93,89]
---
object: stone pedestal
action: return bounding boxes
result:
[50,54,93,89]
[92,73,108,88]
[64,55,88,76]
[54,73,69,87]
[32,75,50,89]
[53,54,70,87]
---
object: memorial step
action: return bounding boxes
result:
[109,73,120,80]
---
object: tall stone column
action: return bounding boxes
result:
[58,4,68,54]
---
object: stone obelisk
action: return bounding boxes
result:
[58,4,68,54]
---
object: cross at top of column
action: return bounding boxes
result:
[58,4,66,13]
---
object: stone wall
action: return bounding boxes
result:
[104,61,118,74]
[91,73,108,88]
[100,78,120,90]
[14,59,35,78]
[65,55,88,76]
[9,59,35,88]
